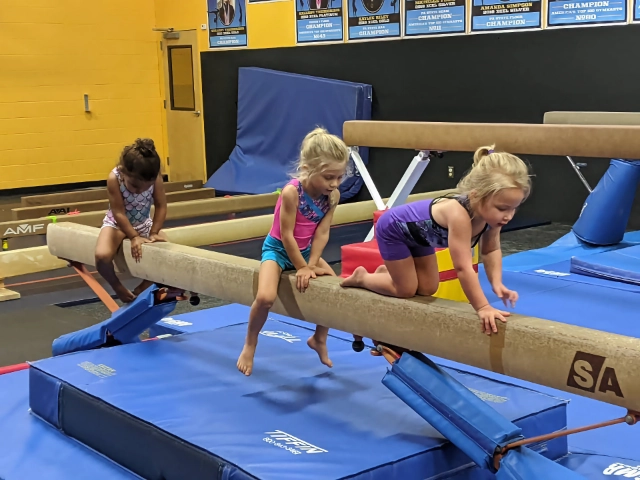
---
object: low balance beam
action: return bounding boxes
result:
[47,221,640,412]
[0,190,454,290]
[343,121,640,159]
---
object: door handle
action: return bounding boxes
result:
[193,110,201,117]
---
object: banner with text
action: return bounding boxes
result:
[471,0,541,31]
[547,0,627,27]
[296,0,344,43]
[347,0,402,40]
[405,0,466,36]
[208,0,248,48]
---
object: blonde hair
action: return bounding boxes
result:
[457,145,532,210]
[292,127,351,205]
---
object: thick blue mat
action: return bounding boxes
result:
[446,452,640,479]
[502,231,640,273]
[0,370,138,480]
[29,320,568,480]
[206,67,372,200]
[570,244,640,286]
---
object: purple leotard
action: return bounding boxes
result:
[375,194,487,261]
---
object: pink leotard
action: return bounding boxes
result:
[269,179,330,249]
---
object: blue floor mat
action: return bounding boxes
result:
[0,370,138,480]
[470,265,640,462]
[28,320,569,480]
[502,231,640,272]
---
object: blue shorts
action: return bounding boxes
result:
[261,234,311,271]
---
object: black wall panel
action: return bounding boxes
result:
[201,24,640,226]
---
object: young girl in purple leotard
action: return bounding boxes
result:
[237,127,350,376]
[341,145,532,336]
[96,139,168,303]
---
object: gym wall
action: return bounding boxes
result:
[0,0,164,190]
[196,15,640,224]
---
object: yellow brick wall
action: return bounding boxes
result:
[0,0,165,190]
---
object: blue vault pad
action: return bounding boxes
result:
[570,244,640,286]
[382,352,523,472]
[205,67,372,201]
[0,370,137,480]
[52,284,176,356]
[573,159,640,246]
[29,321,568,480]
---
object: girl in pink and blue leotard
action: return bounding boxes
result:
[237,127,350,376]
[342,145,533,336]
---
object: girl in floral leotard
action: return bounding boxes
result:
[96,138,168,303]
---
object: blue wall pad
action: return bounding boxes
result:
[573,159,640,246]
[570,244,640,286]
[0,370,138,480]
[501,230,640,273]
[205,67,372,200]
[382,352,522,472]
[52,284,176,357]
[29,320,567,480]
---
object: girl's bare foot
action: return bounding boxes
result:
[114,284,136,303]
[307,335,333,368]
[237,344,257,376]
[340,266,368,288]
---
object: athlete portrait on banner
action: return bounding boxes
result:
[295,0,344,43]
[347,0,401,40]
[207,0,247,48]
[219,0,236,25]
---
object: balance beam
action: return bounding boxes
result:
[46,221,640,412]
[343,121,640,159]
[544,111,640,126]
[0,192,280,240]
[20,180,203,207]
[12,188,217,221]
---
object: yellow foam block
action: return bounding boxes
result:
[436,245,479,272]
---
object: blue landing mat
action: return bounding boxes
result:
[570,244,640,286]
[29,321,568,480]
[0,370,138,480]
[149,303,365,345]
[502,231,640,272]
[471,268,640,462]
[444,453,640,479]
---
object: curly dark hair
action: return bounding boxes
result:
[118,138,161,182]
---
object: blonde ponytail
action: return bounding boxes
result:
[457,145,532,208]
[291,126,351,206]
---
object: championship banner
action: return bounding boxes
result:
[296,0,344,43]
[404,0,466,36]
[347,0,402,40]
[471,0,541,31]
[208,0,248,48]
[547,0,627,27]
